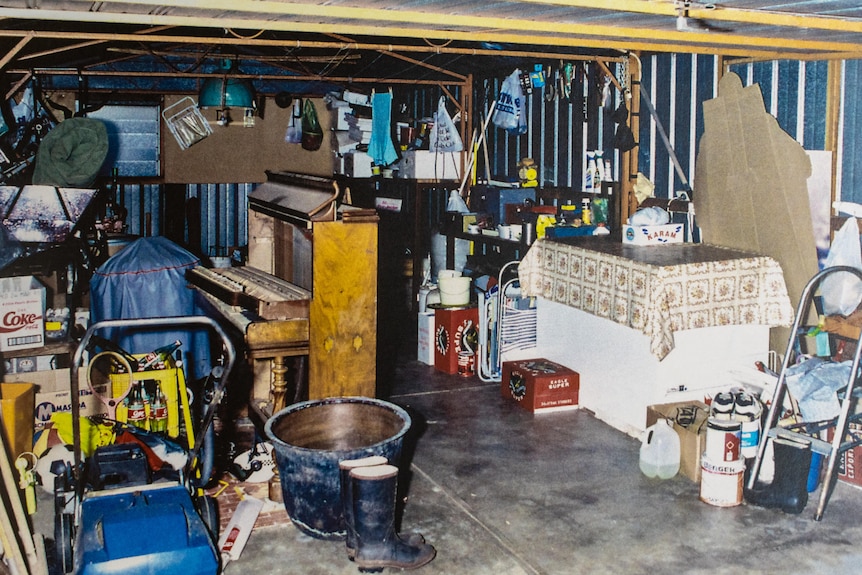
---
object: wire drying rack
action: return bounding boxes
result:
[163,97,213,150]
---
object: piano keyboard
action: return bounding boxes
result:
[187,265,311,320]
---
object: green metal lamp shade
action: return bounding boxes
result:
[199,77,255,108]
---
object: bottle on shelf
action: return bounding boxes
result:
[126,382,148,429]
[138,340,182,371]
[149,382,168,434]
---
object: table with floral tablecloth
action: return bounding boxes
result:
[518,237,793,360]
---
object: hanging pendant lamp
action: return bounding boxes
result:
[198,58,255,121]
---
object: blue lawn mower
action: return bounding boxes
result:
[52,316,237,574]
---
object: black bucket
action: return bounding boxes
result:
[264,397,411,540]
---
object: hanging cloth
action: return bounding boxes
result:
[369,91,399,167]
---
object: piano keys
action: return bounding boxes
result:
[188,265,310,415]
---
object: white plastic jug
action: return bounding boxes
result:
[639,418,680,479]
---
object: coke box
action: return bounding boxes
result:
[0,276,46,352]
[431,304,478,375]
[501,358,579,413]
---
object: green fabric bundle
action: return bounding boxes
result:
[32,117,109,188]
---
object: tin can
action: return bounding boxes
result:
[705,417,741,462]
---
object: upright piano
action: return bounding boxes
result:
[188,171,379,419]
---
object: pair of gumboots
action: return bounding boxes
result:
[339,456,436,572]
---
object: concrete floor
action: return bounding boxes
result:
[32,350,862,575]
[222,356,862,575]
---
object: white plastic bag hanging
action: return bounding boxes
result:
[284,98,302,144]
[821,217,862,316]
[492,69,527,135]
[429,96,463,152]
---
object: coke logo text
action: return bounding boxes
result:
[0,311,39,333]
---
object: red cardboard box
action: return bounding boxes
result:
[828,428,862,489]
[432,305,478,375]
[501,358,579,413]
[837,445,862,488]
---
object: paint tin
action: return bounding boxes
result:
[700,455,745,507]
[457,351,474,377]
[705,417,741,462]
[739,417,761,459]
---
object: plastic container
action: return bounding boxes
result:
[265,397,411,540]
[639,418,680,479]
[438,276,471,306]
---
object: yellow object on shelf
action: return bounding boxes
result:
[110,355,195,449]
[0,383,35,460]
[536,214,556,239]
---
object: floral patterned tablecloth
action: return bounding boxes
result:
[518,238,793,360]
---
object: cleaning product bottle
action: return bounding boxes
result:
[639,418,680,479]
[585,152,596,192]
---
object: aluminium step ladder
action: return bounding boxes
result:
[747,265,862,520]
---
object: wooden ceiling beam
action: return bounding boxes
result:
[18,25,176,62]
[0,32,34,71]
[0,6,859,58]
[514,0,862,34]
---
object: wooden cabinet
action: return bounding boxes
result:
[308,220,377,399]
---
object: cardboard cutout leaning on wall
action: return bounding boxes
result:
[693,72,820,352]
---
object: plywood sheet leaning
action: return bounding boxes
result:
[694,72,819,351]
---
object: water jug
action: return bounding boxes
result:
[639,418,680,479]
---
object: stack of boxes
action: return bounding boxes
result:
[327,90,376,178]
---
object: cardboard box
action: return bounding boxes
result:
[399,151,462,180]
[432,305,478,375]
[3,352,68,374]
[417,311,435,366]
[501,358,579,414]
[646,400,709,482]
[0,382,35,459]
[3,368,108,430]
[622,223,684,245]
[0,275,46,352]
[827,427,862,489]
[344,151,374,178]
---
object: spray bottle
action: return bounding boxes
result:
[585,152,596,192]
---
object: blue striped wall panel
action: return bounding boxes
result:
[841,60,862,205]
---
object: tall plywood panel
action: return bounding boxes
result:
[309,221,378,399]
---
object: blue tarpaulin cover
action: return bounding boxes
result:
[89,236,210,380]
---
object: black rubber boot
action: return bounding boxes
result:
[340,456,389,559]
[350,464,436,572]
[744,437,812,514]
[340,457,426,561]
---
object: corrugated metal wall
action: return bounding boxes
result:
[637,54,857,205]
[115,182,251,259]
[113,57,862,252]
[480,54,862,207]
[481,64,626,191]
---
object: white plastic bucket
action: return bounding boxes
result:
[438,276,471,306]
